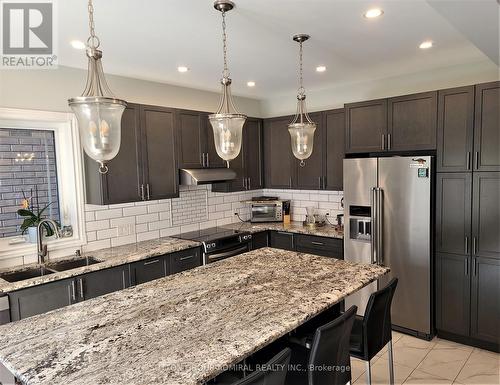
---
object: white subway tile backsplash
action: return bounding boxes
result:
[135,223,148,233]
[122,206,148,217]
[97,228,118,240]
[95,208,123,220]
[86,220,110,232]
[110,216,136,228]
[136,213,159,224]
[83,239,111,252]
[111,234,136,248]
[137,230,159,242]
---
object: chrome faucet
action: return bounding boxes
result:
[37,219,61,264]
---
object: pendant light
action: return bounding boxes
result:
[68,0,127,174]
[209,0,247,168]
[288,34,316,167]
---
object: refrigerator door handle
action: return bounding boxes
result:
[370,187,377,264]
[377,188,384,265]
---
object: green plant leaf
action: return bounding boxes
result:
[17,209,36,218]
[37,202,53,218]
[42,222,54,237]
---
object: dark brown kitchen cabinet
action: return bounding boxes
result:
[295,112,324,190]
[472,172,500,259]
[264,116,295,189]
[436,173,472,255]
[141,105,178,199]
[76,265,130,301]
[470,256,500,344]
[324,109,345,190]
[251,231,269,250]
[345,99,387,153]
[474,81,500,171]
[84,104,143,205]
[437,86,475,172]
[436,253,471,337]
[130,255,168,286]
[387,91,437,151]
[270,231,294,251]
[169,248,202,274]
[212,118,264,192]
[205,115,227,168]
[85,103,178,204]
[294,234,343,259]
[9,278,75,321]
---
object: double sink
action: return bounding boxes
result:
[0,256,101,283]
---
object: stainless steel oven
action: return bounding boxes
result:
[205,242,251,264]
[250,200,290,223]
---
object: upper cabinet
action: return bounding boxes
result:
[295,112,324,190]
[437,86,475,172]
[345,99,387,153]
[324,109,345,190]
[84,104,178,205]
[212,117,264,192]
[474,81,500,171]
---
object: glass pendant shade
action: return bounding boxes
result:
[288,121,316,161]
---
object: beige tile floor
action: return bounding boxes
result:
[351,332,500,385]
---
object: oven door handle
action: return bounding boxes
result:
[207,245,249,261]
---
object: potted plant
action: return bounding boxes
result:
[17,187,59,243]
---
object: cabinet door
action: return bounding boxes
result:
[78,265,130,301]
[471,256,500,343]
[437,86,474,172]
[345,99,387,153]
[169,248,202,275]
[324,109,345,190]
[474,81,500,171]
[9,279,75,321]
[205,114,227,168]
[264,116,295,188]
[176,110,205,168]
[142,106,178,199]
[388,91,437,151]
[270,231,294,251]
[245,118,264,190]
[472,172,500,259]
[295,112,324,190]
[436,173,472,255]
[436,253,471,337]
[251,231,269,250]
[294,234,343,259]
[130,256,168,286]
[84,104,143,205]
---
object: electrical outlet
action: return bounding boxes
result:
[117,224,136,236]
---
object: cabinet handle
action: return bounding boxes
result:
[79,278,84,299]
[466,152,471,170]
[465,236,469,254]
[140,184,145,200]
[180,255,195,261]
[122,270,126,289]
[289,177,292,188]
[318,176,322,189]
[387,134,392,150]
[248,177,251,190]
[473,259,477,276]
[277,231,293,236]
[473,237,477,255]
[206,153,210,167]
[70,281,76,302]
[311,241,325,246]
[146,183,150,200]
[144,259,160,266]
[201,153,205,167]
[474,152,479,170]
[382,134,386,150]
[323,176,326,189]
[465,258,468,276]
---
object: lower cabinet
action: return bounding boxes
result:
[9,278,75,321]
[170,248,202,275]
[130,255,168,286]
[294,234,344,259]
[270,231,295,251]
[77,265,130,301]
[251,231,269,250]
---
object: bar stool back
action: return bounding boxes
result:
[232,347,291,385]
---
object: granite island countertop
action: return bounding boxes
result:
[222,221,344,239]
[0,247,388,385]
[0,237,201,294]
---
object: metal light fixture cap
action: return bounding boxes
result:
[214,0,235,12]
[293,34,310,43]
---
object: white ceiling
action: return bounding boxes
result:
[58,0,499,99]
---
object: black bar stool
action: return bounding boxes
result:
[349,278,398,385]
[287,305,358,385]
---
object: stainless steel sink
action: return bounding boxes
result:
[45,256,101,271]
[0,267,56,283]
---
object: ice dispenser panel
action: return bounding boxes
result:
[349,205,372,241]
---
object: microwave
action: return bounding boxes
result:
[250,200,290,223]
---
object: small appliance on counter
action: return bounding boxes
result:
[303,206,326,229]
[245,197,291,223]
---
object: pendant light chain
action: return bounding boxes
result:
[87,0,100,49]
[298,41,305,97]
[221,10,230,79]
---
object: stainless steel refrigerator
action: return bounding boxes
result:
[343,156,432,338]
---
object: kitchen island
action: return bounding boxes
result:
[0,248,388,385]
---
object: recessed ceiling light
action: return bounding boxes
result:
[316,66,327,73]
[70,40,86,50]
[419,40,433,49]
[247,81,256,87]
[177,66,189,73]
[364,8,384,18]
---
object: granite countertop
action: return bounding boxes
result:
[0,247,388,385]
[222,221,344,239]
[0,237,201,294]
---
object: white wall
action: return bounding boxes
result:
[261,59,500,117]
[0,66,263,117]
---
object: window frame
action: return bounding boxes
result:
[0,108,86,260]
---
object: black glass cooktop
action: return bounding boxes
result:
[173,227,248,243]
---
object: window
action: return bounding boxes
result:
[0,128,61,238]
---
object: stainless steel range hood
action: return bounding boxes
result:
[179,168,236,186]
